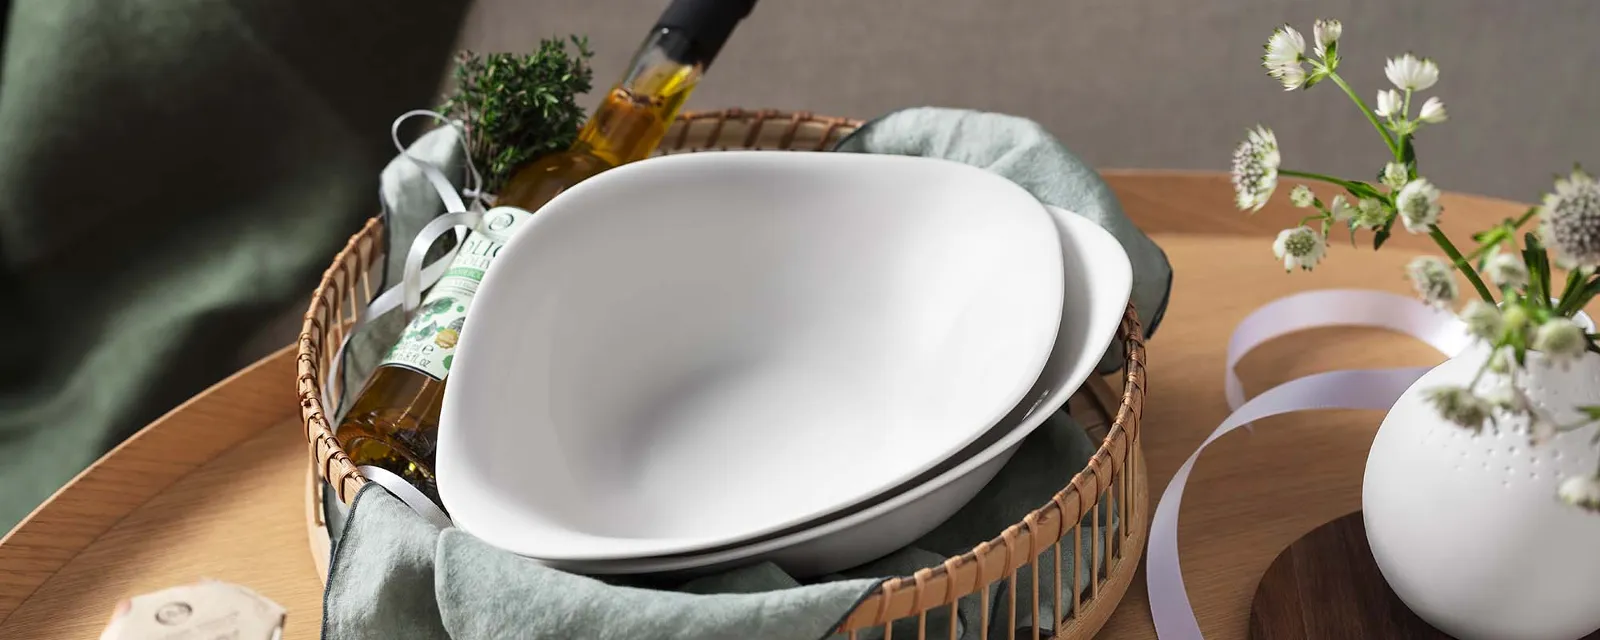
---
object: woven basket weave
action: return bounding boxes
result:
[296,109,1148,639]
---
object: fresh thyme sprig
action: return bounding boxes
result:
[441,37,596,193]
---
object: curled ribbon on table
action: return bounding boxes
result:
[321,109,498,529]
[1147,289,1473,639]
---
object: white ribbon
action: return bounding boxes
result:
[1148,289,1472,638]
[323,111,498,523]
[358,465,453,530]
[321,111,488,410]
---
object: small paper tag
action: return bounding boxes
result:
[100,579,286,640]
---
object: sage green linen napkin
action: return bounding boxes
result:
[0,0,469,533]
[322,106,1168,639]
[324,411,1104,640]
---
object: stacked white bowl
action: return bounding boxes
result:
[436,151,1132,578]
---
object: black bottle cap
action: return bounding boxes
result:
[652,0,759,69]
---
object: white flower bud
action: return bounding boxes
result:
[1418,96,1448,123]
[1382,162,1409,190]
[1289,184,1315,208]
[1502,305,1530,332]
[1459,300,1504,341]
[1406,255,1458,308]
[1558,475,1600,512]
[1424,385,1492,431]
[1269,64,1309,91]
[1313,19,1342,59]
[1532,317,1587,364]
[1375,89,1402,118]
[1484,252,1530,290]
[1329,195,1357,222]
[1353,197,1390,229]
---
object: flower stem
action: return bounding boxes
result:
[1429,224,1495,303]
[1279,168,1368,193]
[1329,72,1400,158]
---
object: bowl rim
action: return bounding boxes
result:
[435,150,1069,561]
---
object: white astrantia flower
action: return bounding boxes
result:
[1272,226,1326,271]
[1385,53,1440,91]
[1263,24,1306,68]
[1459,300,1504,341]
[1313,19,1342,59]
[1396,178,1443,232]
[1418,96,1448,123]
[1375,89,1403,119]
[1329,195,1357,222]
[1289,184,1315,208]
[1484,251,1530,290]
[1538,168,1600,269]
[1406,255,1458,308]
[1263,25,1309,90]
[1353,197,1391,229]
[1232,126,1281,211]
[1269,64,1309,91]
[1532,317,1588,364]
[1424,385,1492,431]
[1558,475,1600,512]
[1382,162,1409,190]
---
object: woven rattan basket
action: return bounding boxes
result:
[296,109,1148,639]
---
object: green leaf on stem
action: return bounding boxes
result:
[1556,270,1590,316]
[1563,276,1600,317]
[1342,182,1386,201]
[1374,215,1397,250]
[1524,233,1554,306]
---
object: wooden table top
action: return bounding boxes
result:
[1,171,1577,639]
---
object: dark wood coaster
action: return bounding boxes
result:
[1249,511,1599,639]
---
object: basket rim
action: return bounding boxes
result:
[294,108,1147,633]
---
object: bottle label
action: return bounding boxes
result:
[380,206,534,380]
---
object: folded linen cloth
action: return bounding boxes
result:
[322,106,1171,639]
[326,412,1103,640]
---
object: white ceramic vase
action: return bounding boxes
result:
[1364,339,1600,640]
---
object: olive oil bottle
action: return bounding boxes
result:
[337,0,760,504]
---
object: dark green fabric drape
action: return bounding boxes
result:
[0,0,473,532]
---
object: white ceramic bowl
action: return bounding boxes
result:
[551,206,1133,578]
[437,151,1064,561]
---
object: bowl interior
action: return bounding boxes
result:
[539,205,1135,576]
[437,151,1063,560]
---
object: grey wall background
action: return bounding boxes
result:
[455,0,1600,203]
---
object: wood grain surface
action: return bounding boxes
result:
[1248,512,1600,640]
[0,172,1579,639]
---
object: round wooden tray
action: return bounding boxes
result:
[1250,511,1600,640]
[1,173,1561,640]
